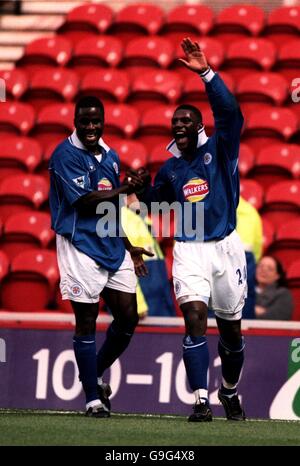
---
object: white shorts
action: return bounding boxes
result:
[172,230,247,321]
[56,235,137,303]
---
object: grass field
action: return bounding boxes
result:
[0,409,300,446]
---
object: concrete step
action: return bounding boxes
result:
[21,1,85,15]
[0,14,64,31]
[0,45,24,62]
[0,31,53,46]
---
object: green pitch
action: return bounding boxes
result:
[0,409,300,446]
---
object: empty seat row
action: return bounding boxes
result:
[14,34,300,80]
[0,102,300,146]
[1,68,294,109]
[1,137,300,188]
[56,3,300,48]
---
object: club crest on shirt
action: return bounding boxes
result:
[113,162,119,174]
[203,152,212,165]
[72,176,85,188]
[183,178,209,202]
[98,177,112,191]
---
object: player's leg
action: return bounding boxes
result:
[97,288,138,377]
[56,235,109,417]
[211,230,247,420]
[180,299,212,422]
[71,301,110,418]
[216,317,246,420]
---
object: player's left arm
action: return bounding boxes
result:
[179,37,244,159]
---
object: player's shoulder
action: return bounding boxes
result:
[50,138,82,165]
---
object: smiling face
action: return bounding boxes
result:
[171,108,202,155]
[75,107,104,150]
[256,256,280,287]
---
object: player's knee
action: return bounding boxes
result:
[183,308,207,336]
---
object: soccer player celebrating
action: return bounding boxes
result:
[49,96,153,418]
[131,38,247,421]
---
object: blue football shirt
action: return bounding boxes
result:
[49,131,125,272]
[140,72,244,242]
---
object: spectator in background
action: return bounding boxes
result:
[255,256,293,320]
[236,196,263,319]
[122,198,176,318]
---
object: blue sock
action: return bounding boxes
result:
[97,321,133,377]
[183,335,209,391]
[218,337,245,388]
[73,334,98,404]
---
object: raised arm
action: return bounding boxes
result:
[179,38,244,155]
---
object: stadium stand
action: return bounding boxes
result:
[0,0,299,320]
[0,173,49,221]
[79,69,130,103]
[0,68,28,100]
[287,259,300,321]
[107,3,165,45]
[23,68,79,111]
[0,135,42,178]
[1,210,54,259]
[0,249,59,312]
[267,219,300,270]
[57,3,114,45]
[128,69,182,112]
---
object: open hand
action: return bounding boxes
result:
[178,37,209,74]
[129,246,154,277]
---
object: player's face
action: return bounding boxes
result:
[75,107,104,149]
[256,256,280,286]
[171,109,201,153]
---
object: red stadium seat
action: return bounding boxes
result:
[212,4,265,46]
[58,3,114,45]
[267,219,300,270]
[276,40,300,83]
[70,36,123,77]
[148,142,170,178]
[122,36,174,72]
[224,38,276,83]
[0,102,35,136]
[264,6,300,47]
[287,259,300,321]
[262,217,275,253]
[162,5,214,43]
[105,104,140,139]
[0,174,49,221]
[79,69,130,104]
[173,37,224,79]
[0,250,9,282]
[0,69,29,100]
[128,69,182,112]
[236,72,289,106]
[1,211,54,259]
[113,140,148,170]
[243,107,298,150]
[240,179,264,210]
[0,136,42,179]
[1,249,59,312]
[238,143,255,178]
[248,143,300,190]
[181,71,234,105]
[32,103,74,150]
[137,104,175,149]
[17,37,73,76]
[24,68,79,111]
[262,180,300,229]
[108,3,165,45]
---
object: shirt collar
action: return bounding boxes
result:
[69,130,110,153]
[166,126,208,158]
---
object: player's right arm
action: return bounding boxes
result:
[50,149,142,214]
